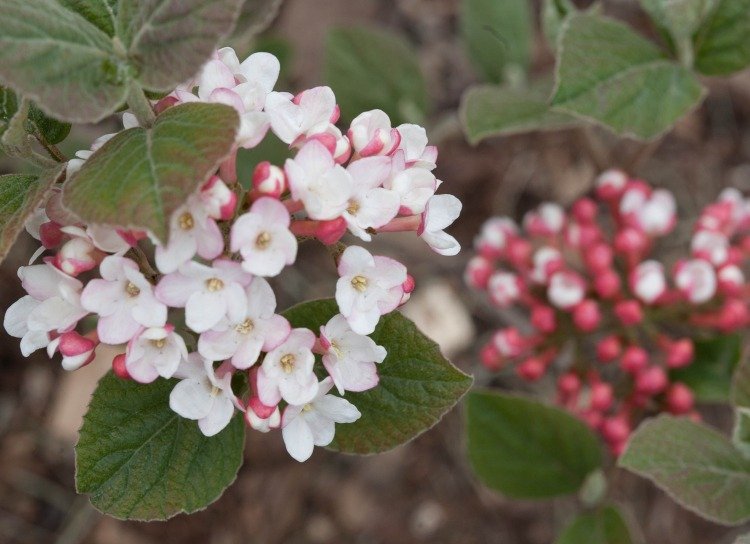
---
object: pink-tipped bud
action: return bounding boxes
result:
[39,221,64,249]
[200,175,237,221]
[252,161,287,198]
[487,271,521,308]
[630,260,666,304]
[465,255,493,289]
[154,95,179,114]
[248,396,277,420]
[590,382,614,411]
[614,300,643,326]
[547,270,586,310]
[601,415,630,444]
[112,353,131,379]
[523,203,565,237]
[573,299,601,332]
[558,372,581,397]
[615,227,648,255]
[585,243,613,272]
[480,343,502,371]
[492,328,527,358]
[718,265,745,296]
[635,366,668,395]
[53,236,100,276]
[506,238,533,268]
[596,335,621,363]
[620,345,648,374]
[717,299,750,332]
[595,169,628,201]
[674,258,717,304]
[572,198,598,224]
[475,217,518,259]
[314,217,348,245]
[402,274,416,295]
[517,357,546,381]
[49,331,97,371]
[666,383,694,415]
[531,305,557,333]
[581,409,604,431]
[594,269,621,299]
[666,338,694,368]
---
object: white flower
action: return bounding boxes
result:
[692,229,729,266]
[154,197,224,274]
[256,328,318,406]
[281,377,361,462]
[320,314,386,394]
[547,271,586,309]
[335,246,407,335]
[198,277,291,369]
[385,155,437,215]
[630,260,667,304]
[396,124,437,169]
[347,109,400,157]
[675,259,717,304]
[620,187,676,236]
[169,355,239,437]
[155,260,252,333]
[126,325,189,383]
[230,197,297,277]
[266,86,337,144]
[418,194,461,256]
[284,140,353,220]
[487,271,521,308]
[343,156,399,241]
[81,255,167,344]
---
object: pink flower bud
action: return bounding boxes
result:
[39,221,64,249]
[493,327,526,358]
[200,175,237,220]
[475,218,518,258]
[112,353,131,380]
[666,383,694,415]
[585,243,613,272]
[717,299,749,331]
[465,255,493,289]
[718,264,745,296]
[601,415,630,444]
[51,331,97,371]
[531,304,557,333]
[154,95,179,114]
[565,222,602,248]
[572,198,597,224]
[558,372,581,397]
[573,299,601,332]
[692,229,729,266]
[630,260,666,304]
[635,366,668,395]
[531,247,564,284]
[517,357,546,381]
[402,274,416,294]
[314,217,348,245]
[665,338,694,368]
[594,269,621,299]
[595,169,627,201]
[548,270,586,310]
[487,271,521,308]
[480,343,502,371]
[581,409,604,431]
[252,161,287,198]
[620,345,648,373]
[506,237,532,268]
[596,335,621,363]
[590,382,614,411]
[614,300,643,326]
[248,396,277,420]
[523,203,565,237]
[674,259,717,304]
[53,236,100,276]
[614,227,648,255]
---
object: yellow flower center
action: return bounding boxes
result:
[280,354,296,374]
[205,277,224,292]
[235,318,254,335]
[179,212,195,230]
[125,281,141,297]
[255,231,271,249]
[151,338,166,349]
[346,199,360,215]
[351,275,368,292]
[302,404,313,413]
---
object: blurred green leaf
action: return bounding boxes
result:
[556,506,636,544]
[460,81,581,144]
[639,0,715,41]
[542,0,576,49]
[324,26,428,125]
[671,334,742,402]
[694,0,750,75]
[58,0,118,36]
[0,86,71,145]
[460,0,532,84]
[466,391,602,498]
[76,372,245,520]
[732,355,750,408]
[283,299,472,454]
[551,13,705,140]
[62,103,239,242]
[620,415,750,525]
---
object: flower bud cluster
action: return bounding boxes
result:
[4,48,461,462]
[467,170,749,454]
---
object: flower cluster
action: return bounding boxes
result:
[3,48,461,462]
[466,170,750,454]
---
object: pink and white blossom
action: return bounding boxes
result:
[257,328,318,406]
[630,260,667,304]
[200,176,237,221]
[418,194,461,256]
[320,314,386,394]
[281,377,361,462]
[343,156,399,240]
[47,331,97,371]
[675,259,717,304]
[396,124,437,169]
[335,246,407,335]
[266,86,337,144]
[126,325,188,383]
[547,270,586,309]
[347,110,400,157]
[385,155,437,215]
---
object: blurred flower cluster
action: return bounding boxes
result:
[3,48,461,462]
[466,169,750,454]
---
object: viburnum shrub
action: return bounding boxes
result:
[0,0,470,521]
[465,169,750,538]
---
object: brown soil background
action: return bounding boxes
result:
[1,1,750,542]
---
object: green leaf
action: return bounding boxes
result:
[639,0,715,40]
[619,415,750,525]
[460,81,581,144]
[460,0,532,84]
[0,167,63,262]
[694,0,750,75]
[671,334,742,403]
[0,87,71,145]
[0,0,129,123]
[733,408,750,458]
[542,0,577,48]
[76,372,245,520]
[282,299,472,454]
[551,13,705,140]
[62,102,239,242]
[58,0,118,36]
[556,506,636,544]
[732,356,750,409]
[0,87,18,140]
[324,26,428,125]
[117,0,244,92]
[228,0,284,53]
[466,390,603,498]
